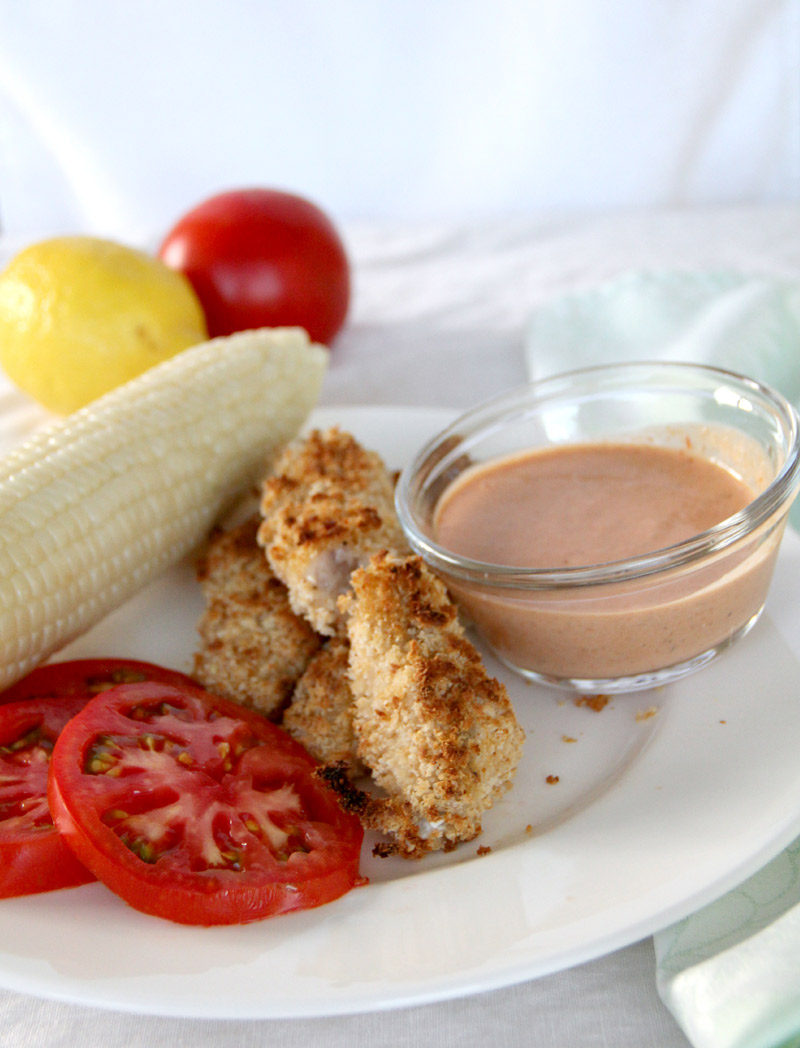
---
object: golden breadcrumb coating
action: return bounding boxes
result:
[282,636,362,772]
[193,516,321,718]
[197,430,525,862]
[257,427,408,635]
[340,550,525,857]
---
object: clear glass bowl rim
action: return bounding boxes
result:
[395,361,800,590]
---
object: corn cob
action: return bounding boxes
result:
[0,327,327,691]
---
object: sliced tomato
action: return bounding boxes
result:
[0,695,95,897]
[0,658,199,705]
[0,660,198,899]
[48,682,365,925]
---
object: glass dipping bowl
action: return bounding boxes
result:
[396,362,800,694]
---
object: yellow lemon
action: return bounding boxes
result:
[0,236,209,414]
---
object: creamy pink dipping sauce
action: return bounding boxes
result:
[433,441,783,685]
[435,443,753,570]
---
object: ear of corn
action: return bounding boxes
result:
[0,327,327,691]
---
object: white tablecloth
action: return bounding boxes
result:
[2,205,800,1048]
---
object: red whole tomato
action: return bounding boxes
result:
[158,188,350,345]
[0,658,200,705]
[48,681,365,925]
[0,695,95,897]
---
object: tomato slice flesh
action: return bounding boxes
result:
[48,682,365,925]
[0,696,95,897]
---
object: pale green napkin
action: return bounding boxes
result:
[525,270,800,1048]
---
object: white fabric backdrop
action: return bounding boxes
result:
[0,0,797,242]
[1,5,800,1044]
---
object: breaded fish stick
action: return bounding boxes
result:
[257,428,407,636]
[282,636,362,772]
[194,516,321,717]
[339,551,525,857]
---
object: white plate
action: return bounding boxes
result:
[1,402,800,1018]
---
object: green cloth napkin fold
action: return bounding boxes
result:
[525,270,800,1047]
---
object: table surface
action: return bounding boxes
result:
[2,204,800,1048]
